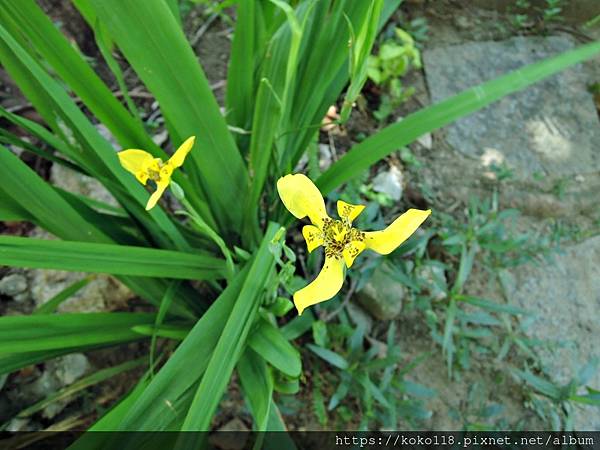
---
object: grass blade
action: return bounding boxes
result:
[33,276,93,315]
[0,146,107,242]
[181,223,279,431]
[248,318,301,378]
[9,357,146,422]
[0,0,157,151]
[116,265,253,430]
[307,344,349,370]
[0,236,225,280]
[237,348,273,431]
[0,313,154,354]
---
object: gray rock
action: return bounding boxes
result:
[210,418,249,450]
[417,132,433,150]
[31,269,133,313]
[27,231,134,313]
[50,354,90,386]
[372,166,404,201]
[95,123,119,150]
[152,129,169,146]
[318,143,333,171]
[355,266,405,320]
[50,163,118,207]
[0,274,28,296]
[416,264,447,301]
[12,292,30,303]
[27,371,62,403]
[424,36,600,180]
[454,15,471,30]
[24,354,90,419]
[509,236,600,430]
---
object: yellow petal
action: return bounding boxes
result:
[293,256,345,315]
[364,208,431,255]
[168,136,195,168]
[337,200,365,223]
[118,149,154,176]
[159,164,174,183]
[302,225,323,253]
[342,240,366,268]
[277,173,328,227]
[145,180,169,211]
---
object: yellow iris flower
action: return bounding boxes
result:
[117,136,195,210]
[277,173,431,315]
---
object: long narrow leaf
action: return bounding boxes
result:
[248,318,301,378]
[116,265,252,430]
[0,313,154,354]
[0,0,158,151]
[181,223,279,431]
[0,146,107,242]
[237,348,273,431]
[11,357,146,421]
[0,236,225,280]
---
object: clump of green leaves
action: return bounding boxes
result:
[513,359,600,430]
[509,0,565,30]
[367,27,421,121]
[308,319,433,429]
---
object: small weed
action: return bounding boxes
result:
[367,27,421,121]
[509,0,565,31]
[308,320,433,428]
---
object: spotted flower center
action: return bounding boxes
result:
[140,160,173,184]
[322,218,364,259]
[147,167,162,182]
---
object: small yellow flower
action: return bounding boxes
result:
[277,173,431,315]
[118,136,195,210]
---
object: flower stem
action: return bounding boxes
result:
[178,195,236,282]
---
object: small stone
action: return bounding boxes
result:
[355,266,405,320]
[372,166,404,201]
[8,144,23,157]
[0,274,28,296]
[210,418,249,450]
[28,371,62,401]
[416,264,447,301]
[95,123,119,150]
[417,133,433,150]
[454,16,471,30]
[12,292,30,304]
[318,143,333,171]
[29,240,133,312]
[51,354,90,386]
[42,400,69,420]
[51,163,118,207]
[152,129,169,146]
